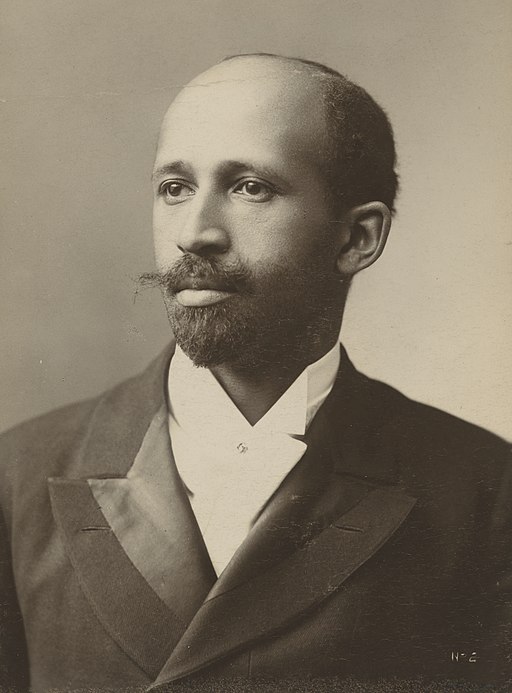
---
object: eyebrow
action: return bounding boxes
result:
[151,159,288,187]
[151,160,188,183]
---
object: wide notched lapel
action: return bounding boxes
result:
[86,408,216,624]
[151,349,417,687]
[48,345,216,679]
[49,476,185,679]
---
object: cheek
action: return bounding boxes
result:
[152,222,179,270]
[152,201,186,261]
[236,204,329,262]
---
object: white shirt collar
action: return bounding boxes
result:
[167,341,340,438]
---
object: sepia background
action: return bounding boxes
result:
[1,0,511,440]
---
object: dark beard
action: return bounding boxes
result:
[138,254,343,372]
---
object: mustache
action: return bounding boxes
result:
[137,255,251,295]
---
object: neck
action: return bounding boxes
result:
[210,335,339,426]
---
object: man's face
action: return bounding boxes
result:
[151,59,343,368]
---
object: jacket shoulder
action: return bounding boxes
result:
[0,383,126,503]
[0,397,99,462]
[0,397,99,508]
[0,347,171,510]
[0,346,172,467]
[357,372,511,487]
[353,367,509,446]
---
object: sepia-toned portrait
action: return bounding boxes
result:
[1,2,511,692]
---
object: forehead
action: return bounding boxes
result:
[155,60,329,174]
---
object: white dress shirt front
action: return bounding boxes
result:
[167,343,340,576]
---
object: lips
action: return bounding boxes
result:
[176,288,234,307]
[175,276,235,292]
[173,274,237,307]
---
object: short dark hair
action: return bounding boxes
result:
[221,53,399,214]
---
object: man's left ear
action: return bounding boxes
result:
[335,201,392,276]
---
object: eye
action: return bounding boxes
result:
[159,181,195,205]
[232,179,275,202]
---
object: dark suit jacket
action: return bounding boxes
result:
[1,343,511,692]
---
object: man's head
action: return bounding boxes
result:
[147,54,397,370]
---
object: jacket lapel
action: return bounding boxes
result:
[48,345,216,678]
[86,407,215,623]
[151,349,417,687]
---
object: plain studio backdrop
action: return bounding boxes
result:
[1,0,511,440]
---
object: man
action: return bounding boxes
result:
[0,53,510,692]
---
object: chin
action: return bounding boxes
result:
[167,299,257,368]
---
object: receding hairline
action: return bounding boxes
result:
[166,53,333,130]
[219,52,345,78]
[182,52,341,93]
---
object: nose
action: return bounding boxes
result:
[177,191,230,257]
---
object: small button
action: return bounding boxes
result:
[236,442,248,454]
